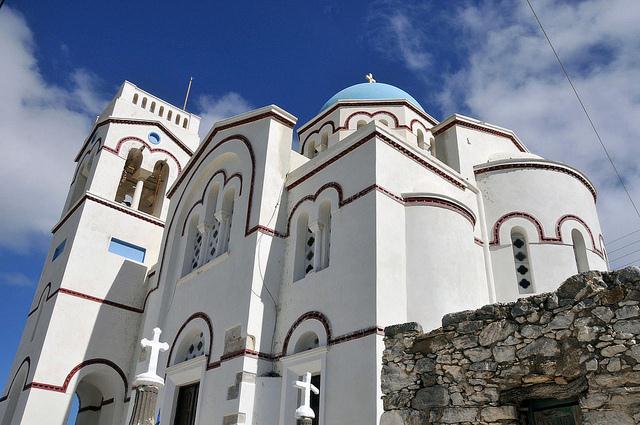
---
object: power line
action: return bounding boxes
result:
[609,247,640,264]
[607,228,640,245]
[524,0,640,224]
[607,237,640,254]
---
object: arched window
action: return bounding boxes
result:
[115,148,143,207]
[167,110,173,121]
[379,119,389,126]
[141,97,147,108]
[183,216,203,276]
[159,106,165,117]
[150,101,156,113]
[132,93,139,104]
[417,129,426,149]
[511,230,534,294]
[356,120,367,129]
[176,330,206,363]
[175,113,181,125]
[294,331,320,353]
[219,188,236,254]
[294,213,314,281]
[318,201,332,271]
[183,117,189,128]
[203,184,221,263]
[572,229,589,273]
[138,161,169,217]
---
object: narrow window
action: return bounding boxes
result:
[306,141,316,159]
[115,148,143,207]
[356,120,367,129]
[219,189,235,254]
[183,117,189,128]
[150,101,156,113]
[203,185,221,263]
[294,214,314,281]
[139,161,169,217]
[159,106,165,117]
[379,119,389,126]
[320,132,328,152]
[511,230,534,294]
[318,201,332,271]
[175,113,181,125]
[141,97,147,108]
[167,110,173,121]
[191,229,203,272]
[572,229,589,273]
[133,93,139,104]
[52,239,66,262]
[417,129,426,149]
[182,216,203,277]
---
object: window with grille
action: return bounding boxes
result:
[511,231,534,294]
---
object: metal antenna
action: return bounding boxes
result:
[182,77,193,110]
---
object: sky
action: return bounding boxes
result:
[1,0,640,409]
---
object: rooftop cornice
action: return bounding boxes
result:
[432,114,528,153]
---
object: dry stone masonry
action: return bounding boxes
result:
[381,268,640,424]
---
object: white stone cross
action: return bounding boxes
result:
[294,372,319,419]
[365,73,376,83]
[135,327,170,386]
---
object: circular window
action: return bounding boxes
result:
[148,132,161,145]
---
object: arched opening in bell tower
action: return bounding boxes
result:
[138,160,170,217]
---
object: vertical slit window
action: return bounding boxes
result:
[511,230,534,294]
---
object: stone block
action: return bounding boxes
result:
[411,386,449,410]
[385,322,423,338]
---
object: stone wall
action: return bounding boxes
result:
[380,268,640,424]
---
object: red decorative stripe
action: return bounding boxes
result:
[432,119,527,152]
[28,359,128,400]
[403,196,476,225]
[281,311,332,356]
[288,130,465,192]
[0,357,31,402]
[52,193,164,234]
[475,162,597,202]
[103,136,183,173]
[474,238,484,246]
[57,288,144,314]
[27,283,53,317]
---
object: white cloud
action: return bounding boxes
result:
[196,92,253,138]
[0,272,33,287]
[371,0,640,267]
[366,2,431,72]
[0,7,107,253]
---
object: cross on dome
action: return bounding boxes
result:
[365,73,376,83]
[294,372,320,419]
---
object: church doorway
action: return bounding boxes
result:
[172,382,199,425]
[520,398,582,425]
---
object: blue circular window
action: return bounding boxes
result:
[148,132,161,145]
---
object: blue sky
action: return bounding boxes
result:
[1,0,640,402]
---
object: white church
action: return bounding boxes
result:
[0,77,608,425]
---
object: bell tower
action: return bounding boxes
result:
[0,82,199,425]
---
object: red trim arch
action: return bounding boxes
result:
[343,110,400,130]
[103,136,183,174]
[300,121,338,153]
[281,311,332,356]
[490,211,605,258]
[179,170,244,236]
[0,357,31,402]
[166,312,214,368]
[29,358,128,401]
[409,119,430,133]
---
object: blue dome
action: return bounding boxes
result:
[320,82,425,112]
